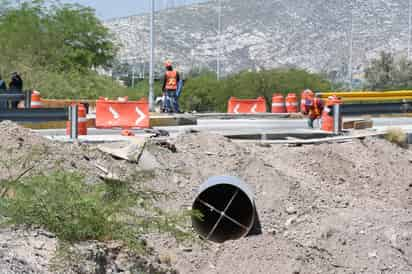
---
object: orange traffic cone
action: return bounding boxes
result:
[31,90,42,108]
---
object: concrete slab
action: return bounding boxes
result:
[150,114,197,127]
[193,113,301,119]
[45,134,152,144]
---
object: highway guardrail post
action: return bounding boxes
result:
[333,103,342,134]
[69,104,78,140]
[24,90,31,109]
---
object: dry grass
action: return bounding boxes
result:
[384,127,409,148]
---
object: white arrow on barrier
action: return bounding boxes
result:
[109,106,120,119]
[251,104,257,113]
[135,106,146,125]
[234,104,240,114]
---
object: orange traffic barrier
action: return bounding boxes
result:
[31,90,42,108]
[121,129,135,136]
[227,96,267,114]
[95,97,149,129]
[117,96,128,102]
[300,91,307,113]
[321,95,342,132]
[66,104,88,136]
[271,94,286,113]
[285,93,298,113]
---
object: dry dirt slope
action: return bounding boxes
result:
[146,133,412,274]
[0,121,411,274]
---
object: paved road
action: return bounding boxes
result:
[35,117,412,139]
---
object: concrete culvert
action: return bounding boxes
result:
[192,176,257,243]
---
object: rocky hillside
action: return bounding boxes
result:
[105,0,411,79]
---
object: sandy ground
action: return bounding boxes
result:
[145,132,412,274]
[0,121,412,274]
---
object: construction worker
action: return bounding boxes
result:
[9,72,23,92]
[162,60,180,113]
[9,72,23,109]
[302,90,324,128]
[0,74,7,109]
[0,74,6,91]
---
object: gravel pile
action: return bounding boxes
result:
[145,132,412,274]
[1,122,412,274]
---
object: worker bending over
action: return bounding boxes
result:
[301,89,324,128]
[162,60,180,113]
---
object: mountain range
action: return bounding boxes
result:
[104,0,412,81]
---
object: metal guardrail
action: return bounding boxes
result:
[318,90,412,103]
[0,108,69,123]
[0,90,32,108]
[341,102,412,115]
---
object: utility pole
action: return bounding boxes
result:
[149,0,155,111]
[348,4,354,91]
[132,64,135,88]
[408,0,412,59]
[216,0,222,80]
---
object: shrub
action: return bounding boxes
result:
[0,171,194,251]
[384,127,409,148]
[180,69,331,112]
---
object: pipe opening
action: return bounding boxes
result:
[192,177,256,243]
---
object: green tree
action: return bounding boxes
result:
[0,1,117,74]
[180,68,331,112]
[364,51,412,90]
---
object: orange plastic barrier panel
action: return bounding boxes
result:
[96,97,149,129]
[271,94,286,113]
[227,96,267,114]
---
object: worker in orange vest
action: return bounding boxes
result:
[302,90,324,128]
[162,60,180,113]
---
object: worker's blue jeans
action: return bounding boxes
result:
[165,91,179,113]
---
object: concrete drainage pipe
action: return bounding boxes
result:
[192,176,257,243]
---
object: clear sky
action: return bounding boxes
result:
[61,0,208,20]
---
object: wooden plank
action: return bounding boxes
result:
[21,119,96,129]
[353,120,373,130]
[343,119,373,130]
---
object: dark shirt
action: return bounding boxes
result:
[9,76,23,91]
[0,80,6,91]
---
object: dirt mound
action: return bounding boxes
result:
[0,122,175,273]
[144,131,412,274]
[0,121,137,184]
[1,124,412,274]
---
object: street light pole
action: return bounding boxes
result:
[216,0,222,80]
[348,5,354,91]
[408,0,412,59]
[149,0,155,111]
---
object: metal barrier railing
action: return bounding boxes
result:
[318,90,412,103]
[0,90,32,109]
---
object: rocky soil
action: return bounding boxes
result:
[1,121,412,273]
[105,0,412,79]
[145,132,412,274]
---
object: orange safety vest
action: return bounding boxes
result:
[165,70,178,90]
[309,98,323,119]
